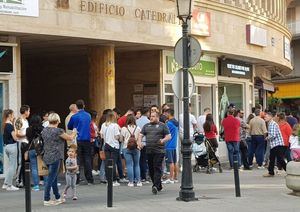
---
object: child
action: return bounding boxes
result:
[289,124,300,162]
[63,144,78,200]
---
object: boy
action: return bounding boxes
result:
[63,144,78,200]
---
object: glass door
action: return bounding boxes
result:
[0,83,4,175]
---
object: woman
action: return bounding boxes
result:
[246,114,254,166]
[100,111,121,187]
[120,115,142,187]
[203,114,218,151]
[278,113,292,163]
[26,114,43,191]
[42,113,75,206]
[1,109,19,191]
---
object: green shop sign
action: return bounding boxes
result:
[166,56,215,77]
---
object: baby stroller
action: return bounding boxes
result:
[192,132,222,174]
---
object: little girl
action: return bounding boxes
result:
[63,144,79,200]
[289,124,300,162]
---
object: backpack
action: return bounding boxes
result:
[127,126,137,150]
[33,134,44,155]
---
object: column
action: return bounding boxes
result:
[88,46,115,114]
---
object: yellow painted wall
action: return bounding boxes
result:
[273,82,300,99]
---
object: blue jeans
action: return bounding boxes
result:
[140,146,148,180]
[29,149,39,187]
[4,143,18,186]
[44,160,61,201]
[124,148,141,183]
[249,135,265,166]
[226,142,240,168]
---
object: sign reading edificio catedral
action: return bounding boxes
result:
[0,0,39,17]
[80,0,177,24]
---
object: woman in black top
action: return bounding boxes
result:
[26,114,43,191]
[2,109,19,191]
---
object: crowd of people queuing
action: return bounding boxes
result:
[221,104,300,177]
[1,99,300,206]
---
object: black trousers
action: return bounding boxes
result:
[240,140,250,169]
[147,153,164,191]
[268,146,287,175]
[77,142,94,183]
[104,144,119,182]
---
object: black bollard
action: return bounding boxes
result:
[107,159,113,208]
[233,154,241,197]
[25,162,31,212]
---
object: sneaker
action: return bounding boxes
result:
[92,170,99,176]
[55,198,65,205]
[119,178,129,183]
[39,181,44,186]
[2,184,8,189]
[44,200,56,206]
[141,179,150,184]
[263,173,274,177]
[257,166,264,170]
[72,196,78,200]
[174,179,179,183]
[16,182,23,188]
[6,185,19,191]
[162,179,174,184]
[113,181,120,187]
[57,183,61,187]
[152,186,158,195]
[32,185,40,191]
[136,182,143,187]
[127,182,134,187]
[100,180,107,184]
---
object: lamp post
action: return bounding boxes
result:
[176,0,197,202]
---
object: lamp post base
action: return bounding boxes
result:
[177,190,198,202]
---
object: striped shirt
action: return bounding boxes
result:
[267,120,284,149]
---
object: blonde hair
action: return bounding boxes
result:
[292,124,300,136]
[48,113,61,124]
[105,111,116,125]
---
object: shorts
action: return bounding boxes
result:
[165,149,177,164]
[291,149,300,160]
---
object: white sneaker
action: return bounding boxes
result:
[44,200,56,206]
[136,182,143,187]
[2,184,8,189]
[127,182,134,187]
[6,185,19,191]
[162,179,174,184]
[113,182,120,187]
[92,170,99,176]
[257,166,264,170]
[119,178,129,183]
[174,179,179,183]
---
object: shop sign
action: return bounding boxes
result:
[166,56,216,77]
[219,59,252,79]
[0,0,39,17]
[191,10,210,37]
[246,24,267,47]
[0,46,13,73]
[284,36,291,61]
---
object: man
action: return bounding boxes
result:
[15,105,30,187]
[235,109,251,170]
[113,107,121,120]
[263,112,287,177]
[136,108,150,183]
[286,110,298,128]
[197,107,211,133]
[117,108,134,128]
[139,111,171,195]
[159,103,170,123]
[68,99,94,184]
[249,109,268,169]
[163,109,179,184]
[222,109,241,169]
[65,104,78,134]
[179,103,197,139]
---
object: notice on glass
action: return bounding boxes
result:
[134,84,143,92]
[133,94,144,108]
[144,95,158,107]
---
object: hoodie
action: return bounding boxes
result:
[279,121,292,147]
[166,118,179,150]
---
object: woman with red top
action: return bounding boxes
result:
[203,114,218,151]
[278,113,292,162]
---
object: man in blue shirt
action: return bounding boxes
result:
[163,108,179,184]
[68,99,93,184]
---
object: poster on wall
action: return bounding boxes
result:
[191,9,211,36]
[284,36,291,61]
[144,95,158,107]
[0,0,39,17]
[133,94,143,108]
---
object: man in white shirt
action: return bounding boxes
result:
[179,104,198,139]
[197,108,211,133]
[15,105,30,187]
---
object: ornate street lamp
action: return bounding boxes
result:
[176,0,197,202]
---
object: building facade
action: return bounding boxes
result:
[0,0,293,174]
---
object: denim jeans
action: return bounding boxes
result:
[44,160,61,201]
[124,148,141,183]
[226,142,240,168]
[140,146,148,180]
[4,143,18,186]
[99,161,106,181]
[249,135,265,166]
[28,149,39,187]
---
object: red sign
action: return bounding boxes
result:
[191,10,210,37]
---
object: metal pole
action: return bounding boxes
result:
[177,20,197,202]
[107,159,113,207]
[25,162,31,212]
[233,154,241,197]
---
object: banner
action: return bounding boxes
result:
[0,0,39,17]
